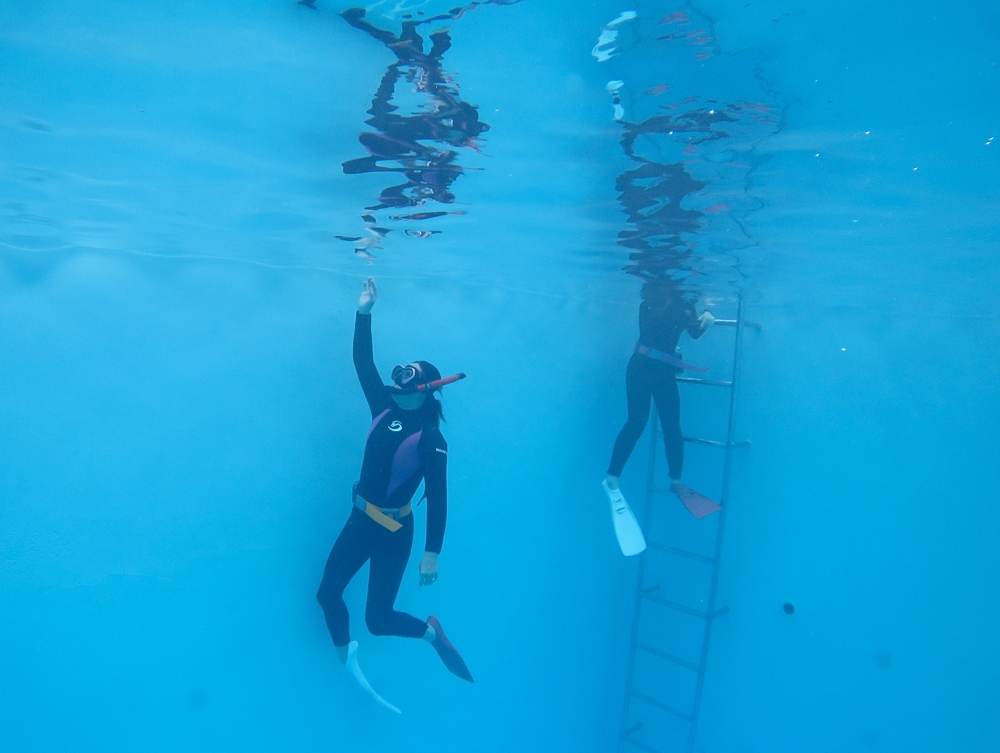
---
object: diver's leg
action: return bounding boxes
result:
[316,509,372,653]
[652,370,683,481]
[398,20,424,49]
[428,28,453,59]
[367,65,404,123]
[364,518,427,639]
[653,373,720,517]
[361,518,474,680]
[340,7,398,46]
[607,353,654,478]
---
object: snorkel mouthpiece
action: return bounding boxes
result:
[415,373,466,392]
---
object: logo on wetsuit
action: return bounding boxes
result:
[388,420,403,432]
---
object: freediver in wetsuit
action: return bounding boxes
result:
[316,277,473,695]
[604,280,718,517]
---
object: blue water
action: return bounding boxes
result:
[1,1,998,751]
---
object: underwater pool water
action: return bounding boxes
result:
[1,1,998,751]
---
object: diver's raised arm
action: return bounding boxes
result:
[353,277,388,415]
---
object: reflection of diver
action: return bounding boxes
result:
[340,7,490,215]
[603,280,719,534]
[316,277,473,711]
[616,120,707,281]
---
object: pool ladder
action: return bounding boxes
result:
[618,299,759,753]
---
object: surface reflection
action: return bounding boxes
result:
[334,3,519,261]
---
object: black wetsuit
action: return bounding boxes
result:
[608,298,706,481]
[316,313,447,648]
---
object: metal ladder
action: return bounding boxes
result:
[618,299,758,753]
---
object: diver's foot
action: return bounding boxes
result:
[604,474,620,492]
[335,643,350,665]
[426,616,473,683]
[671,483,721,519]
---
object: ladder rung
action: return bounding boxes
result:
[634,641,701,672]
[647,541,714,564]
[658,431,751,449]
[641,591,708,619]
[682,437,751,449]
[714,319,761,329]
[677,377,733,388]
[628,690,694,722]
[621,734,664,753]
[683,436,726,448]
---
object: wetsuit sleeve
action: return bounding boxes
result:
[423,431,448,554]
[354,312,389,416]
[685,304,707,340]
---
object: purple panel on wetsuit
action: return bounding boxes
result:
[367,409,391,440]
[386,430,423,498]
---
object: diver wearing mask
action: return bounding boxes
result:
[316,277,471,712]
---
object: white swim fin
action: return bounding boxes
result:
[345,641,401,714]
[607,10,638,27]
[603,480,646,556]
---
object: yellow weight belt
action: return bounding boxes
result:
[356,496,412,532]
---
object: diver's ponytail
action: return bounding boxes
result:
[423,394,444,426]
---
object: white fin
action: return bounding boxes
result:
[345,641,401,714]
[602,480,646,556]
[606,10,637,27]
[592,29,619,61]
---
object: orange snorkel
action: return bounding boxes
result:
[415,373,467,392]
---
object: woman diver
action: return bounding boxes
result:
[603,280,719,554]
[316,277,472,708]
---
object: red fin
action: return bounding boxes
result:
[673,484,721,519]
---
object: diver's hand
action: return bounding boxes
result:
[419,552,439,586]
[698,311,715,329]
[358,276,377,314]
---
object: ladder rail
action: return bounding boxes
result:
[684,297,746,753]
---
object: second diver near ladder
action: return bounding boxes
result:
[603,280,719,549]
[316,277,473,708]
